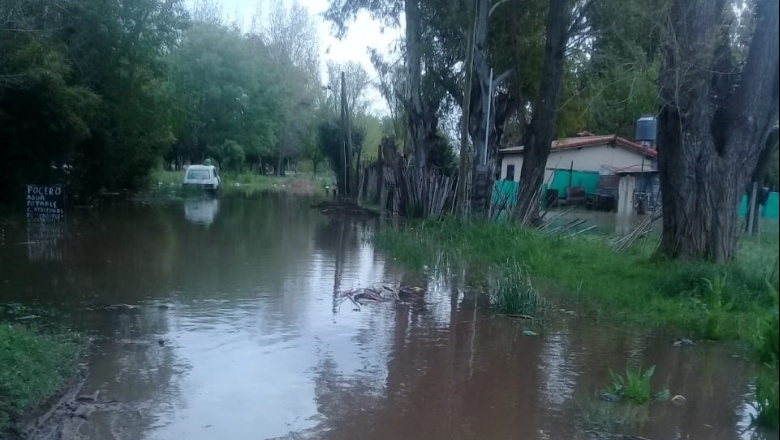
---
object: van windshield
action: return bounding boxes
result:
[186,169,210,180]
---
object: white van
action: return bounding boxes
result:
[183,165,220,192]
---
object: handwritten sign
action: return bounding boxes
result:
[26,184,65,222]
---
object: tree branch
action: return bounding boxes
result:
[433,72,464,105]
[489,0,510,17]
[729,0,779,138]
[494,69,513,86]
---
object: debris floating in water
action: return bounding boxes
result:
[672,338,694,347]
[336,284,426,310]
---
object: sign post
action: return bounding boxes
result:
[25,184,65,261]
[26,184,65,222]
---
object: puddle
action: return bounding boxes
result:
[0,192,775,439]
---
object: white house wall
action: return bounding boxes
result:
[500,143,654,182]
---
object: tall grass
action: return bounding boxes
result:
[751,284,779,428]
[751,283,779,365]
[489,263,546,317]
[374,219,779,340]
[755,368,779,428]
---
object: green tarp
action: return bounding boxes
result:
[492,180,519,209]
[739,191,779,219]
[549,169,599,197]
[494,179,779,220]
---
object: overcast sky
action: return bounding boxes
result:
[211,0,403,115]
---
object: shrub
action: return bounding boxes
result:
[489,263,546,317]
[607,365,655,403]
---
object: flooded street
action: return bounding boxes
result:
[0,193,773,440]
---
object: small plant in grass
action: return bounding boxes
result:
[607,365,655,403]
[751,283,779,364]
[489,263,546,317]
[754,368,779,428]
[690,274,734,340]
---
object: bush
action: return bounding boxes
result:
[489,263,546,317]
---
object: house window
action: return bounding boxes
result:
[505,164,516,181]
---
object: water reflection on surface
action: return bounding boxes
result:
[0,193,774,440]
[184,198,220,226]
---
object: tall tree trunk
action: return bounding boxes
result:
[464,0,518,217]
[657,0,779,262]
[456,0,477,214]
[339,72,349,196]
[276,153,284,177]
[405,0,427,170]
[513,0,571,224]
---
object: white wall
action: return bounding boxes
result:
[617,175,636,215]
[501,156,555,185]
[500,143,654,182]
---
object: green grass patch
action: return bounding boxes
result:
[489,263,547,317]
[606,365,656,403]
[374,219,779,341]
[151,170,334,196]
[755,367,779,428]
[751,284,779,365]
[0,324,84,433]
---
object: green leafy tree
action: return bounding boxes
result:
[0,0,189,201]
[207,140,245,172]
[169,22,280,170]
[0,33,99,202]
[318,118,365,195]
[61,0,189,196]
[261,1,321,176]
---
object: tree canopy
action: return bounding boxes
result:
[0,0,330,202]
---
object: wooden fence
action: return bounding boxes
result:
[358,138,456,220]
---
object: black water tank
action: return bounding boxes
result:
[635,115,657,143]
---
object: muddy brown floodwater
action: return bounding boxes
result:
[0,192,776,440]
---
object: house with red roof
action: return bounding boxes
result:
[497,133,657,183]
[497,133,659,212]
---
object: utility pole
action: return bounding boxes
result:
[339,76,347,197]
[341,71,353,198]
[482,68,493,166]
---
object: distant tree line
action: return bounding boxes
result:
[0,0,389,204]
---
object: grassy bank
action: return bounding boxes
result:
[152,170,334,196]
[376,219,777,340]
[377,219,780,427]
[376,219,779,427]
[0,317,85,434]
